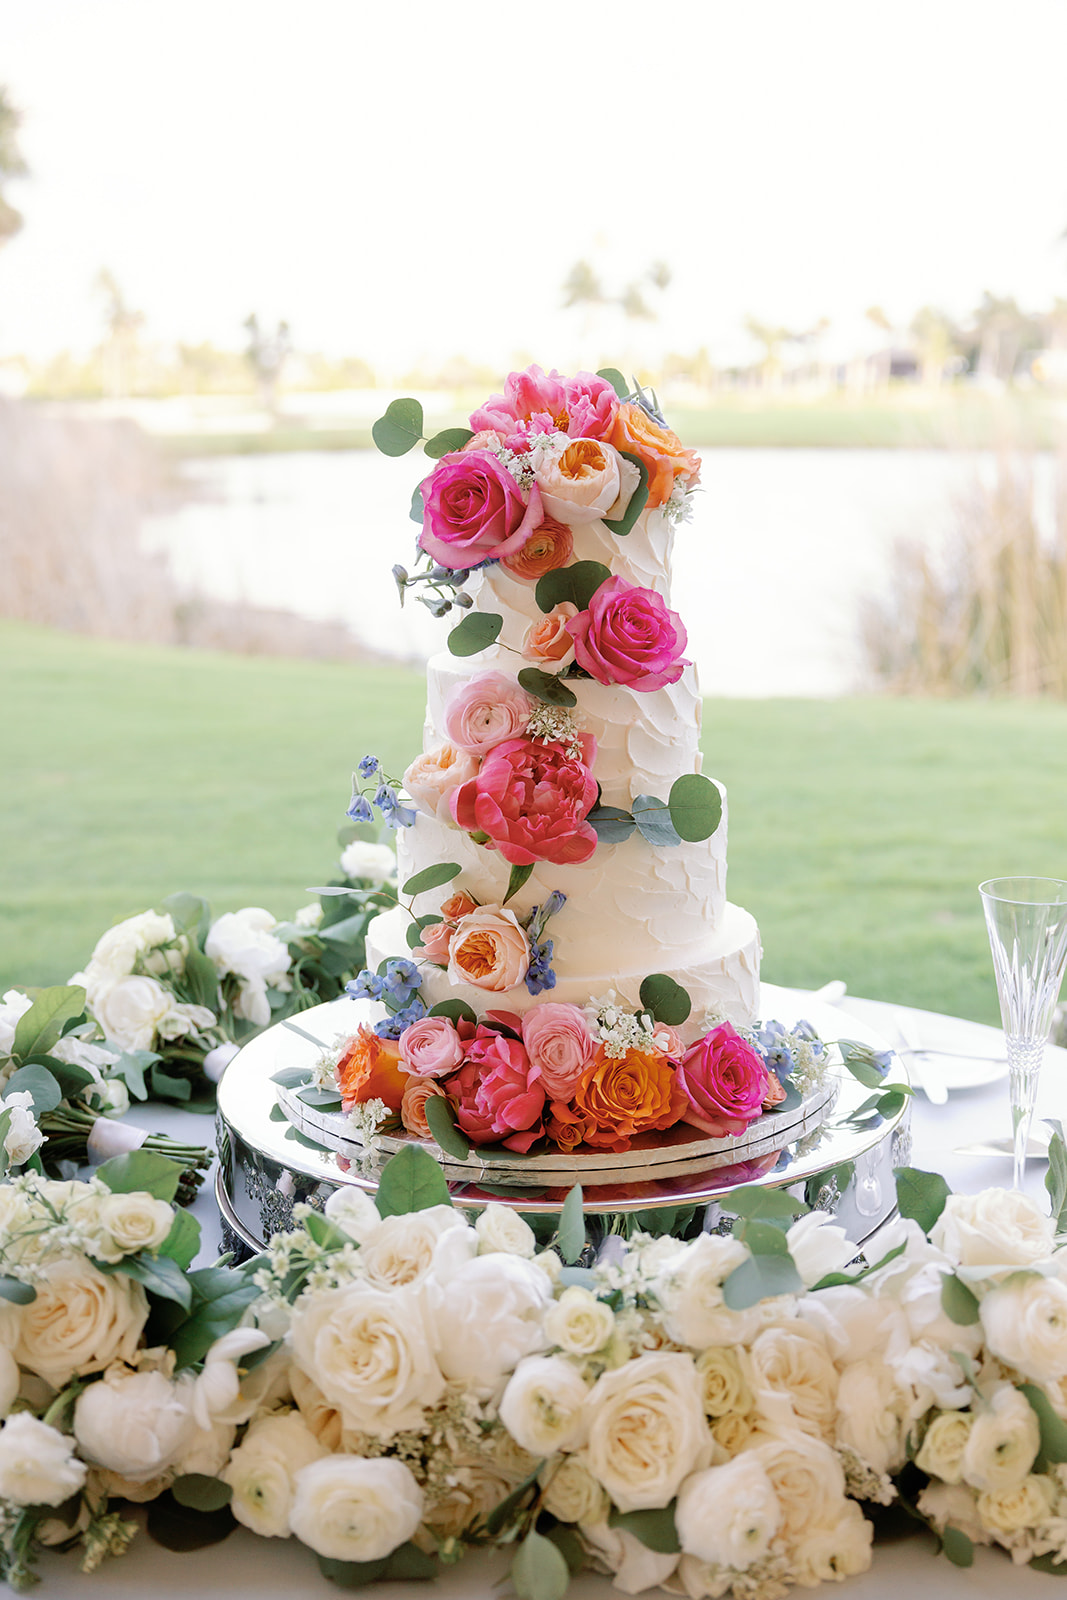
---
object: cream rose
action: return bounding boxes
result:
[447,906,530,993]
[476,1205,536,1258]
[423,1452,520,1543]
[534,438,641,526]
[92,974,212,1052]
[174,1419,235,1478]
[711,1412,754,1455]
[649,1233,749,1349]
[73,1368,196,1480]
[499,1354,591,1456]
[834,1357,908,1474]
[221,1410,328,1537]
[14,1256,148,1387]
[522,603,579,668]
[290,1280,445,1438]
[580,1521,679,1595]
[402,745,479,826]
[932,1189,1056,1270]
[544,1286,615,1357]
[749,1322,839,1441]
[430,1254,551,1394]
[339,839,398,883]
[582,1351,712,1513]
[290,1367,344,1451]
[916,1481,991,1544]
[205,907,291,1027]
[749,1427,846,1543]
[540,1455,609,1525]
[961,1385,1040,1491]
[289,1455,424,1562]
[980,1273,1067,1383]
[976,1473,1057,1535]
[323,1185,382,1244]
[92,1190,175,1263]
[676,1455,781,1569]
[0,1414,87,1507]
[785,1210,855,1288]
[358,1206,476,1290]
[793,1498,874,1585]
[915,1409,974,1484]
[694,1345,752,1418]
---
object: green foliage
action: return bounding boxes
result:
[295,1086,343,1109]
[838,1039,889,1088]
[602,451,649,537]
[723,1219,804,1309]
[596,367,629,398]
[504,863,535,905]
[1045,1120,1067,1231]
[158,1208,201,1270]
[11,986,86,1062]
[405,913,440,950]
[101,1251,193,1311]
[424,427,474,459]
[424,1093,471,1161]
[96,1149,183,1203]
[940,1526,974,1567]
[556,1185,585,1264]
[534,561,611,614]
[410,482,425,523]
[161,891,212,941]
[2,1063,62,1114]
[171,1476,232,1513]
[608,1504,680,1554]
[401,862,461,896]
[638,973,691,1025]
[894,1167,951,1233]
[1020,1384,1067,1464]
[374,1143,453,1218]
[448,611,502,656]
[146,1490,236,1551]
[632,795,681,847]
[165,1266,263,1369]
[728,1185,809,1220]
[511,1529,570,1600]
[939,1272,980,1325]
[270,1065,310,1088]
[22,1053,94,1099]
[667,773,722,842]
[371,398,424,456]
[588,805,636,844]
[318,1545,436,1588]
[428,999,477,1024]
[0,1276,35,1305]
[517,667,578,708]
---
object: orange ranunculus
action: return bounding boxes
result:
[499,517,574,580]
[401,1076,446,1139]
[609,402,701,509]
[335,1025,407,1114]
[545,1098,596,1154]
[439,890,478,921]
[571,1045,688,1149]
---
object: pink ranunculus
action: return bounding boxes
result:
[443,672,535,758]
[448,1027,545,1151]
[412,919,454,964]
[469,365,568,436]
[398,1016,465,1078]
[521,1002,595,1100]
[450,734,599,867]
[420,450,543,571]
[676,1024,771,1138]
[566,575,690,692]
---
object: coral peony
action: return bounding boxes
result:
[446,1029,545,1152]
[470,366,618,442]
[677,1024,770,1137]
[567,575,689,692]
[608,402,701,508]
[500,518,574,581]
[420,450,542,570]
[571,1046,688,1150]
[450,735,598,867]
[335,1027,407,1115]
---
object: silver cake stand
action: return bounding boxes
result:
[215,983,910,1258]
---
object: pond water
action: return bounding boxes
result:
[142,448,991,696]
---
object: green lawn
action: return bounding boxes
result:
[4,620,1066,1023]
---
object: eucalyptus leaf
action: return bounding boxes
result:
[558,1265,598,1289]
[424,1093,471,1161]
[504,862,535,905]
[940,1526,974,1568]
[302,1211,351,1251]
[95,1149,183,1202]
[24,1054,95,1099]
[2,1064,63,1115]
[517,667,578,708]
[424,427,474,459]
[158,1208,201,1271]
[296,1087,344,1110]
[596,366,629,398]
[428,999,477,1025]
[534,560,611,615]
[556,1185,585,1264]
[406,914,439,950]
[511,1528,570,1600]
[727,1184,809,1220]
[150,1062,193,1102]
[447,611,502,656]
[1020,1383,1067,1463]
[409,481,425,524]
[402,862,462,897]
[1046,1120,1067,1231]
[146,1491,237,1552]
[838,1041,886,1088]
[723,1250,803,1310]
[632,794,682,847]
[638,973,691,1026]
[182,946,221,1011]
[11,986,86,1063]
[608,1504,680,1554]
[940,1271,980,1326]
[0,1275,35,1305]
[738,1218,793,1255]
[161,892,211,939]
[601,450,649,537]
[374,1143,453,1218]
[371,397,424,456]
[667,773,722,842]
[105,1251,193,1311]
[171,1475,233,1513]
[270,1066,311,1088]
[588,806,636,844]
[894,1167,951,1233]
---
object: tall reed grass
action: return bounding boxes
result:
[861,449,1067,697]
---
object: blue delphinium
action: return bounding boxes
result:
[522,893,567,995]
[346,969,385,1002]
[375,997,427,1039]
[346,794,375,824]
[755,1020,796,1081]
[381,958,421,1005]
[358,755,380,779]
[375,786,417,830]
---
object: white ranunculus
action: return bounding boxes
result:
[340,841,397,885]
[475,1204,536,1258]
[977,1473,1058,1535]
[676,1455,781,1569]
[499,1355,591,1456]
[694,1345,752,1418]
[583,1351,712,1513]
[980,1273,1067,1384]
[793,1497,874,1584]
[289,1455,423,1562]
[580,1521,679,1595]
[323,1185,382,1244]
[860,1216,950,1295]
[0,990,33,1057]
[14,1256,148,1387]
[540,1455,609,1526]
[889,1340,974,1413]
[430,1254,551,1396]
[0,1346,19,1419]
[961,1385,1040,1492]
[749,1427,846,1544]
[649,1232,749,1348]
[834,1357,909,1474]
[359,1206,476,1290]
[74,1368,197,1480]
[92,974,212,1052]
[81,911,179,998]
[192,1327,273,1430]
[221,1410,328,1537]
[916,1480,991,1544]
[0,1414,87,1506]
[206,907,292,1027]
[92,1190,175,1263]
[799,1281,899,1366]
[932,1189,1056,1271]
[290,1280,445,1438]
[544,1286,615,1356]
[0,1091,43,1167]
[915,1409,974,1484]
[748,1322,839,1441]
[786,1211,855,1288]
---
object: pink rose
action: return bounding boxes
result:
[447,906,530,993]
[522,602,578,667]
[403,743,479,824]
[649,1022,686,1060]
[413,920,455,963]
[420,450,543,570]
[450,735,599,867]
[676,1024,770,1137]
[521,1003,595,1099]
[470,366,618,442]
[443,672,535,757]
[448,1027,545,1151]
[398,1016,465,1078]
[567,575,690,692]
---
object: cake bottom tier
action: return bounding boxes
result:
[365,901,762,1042]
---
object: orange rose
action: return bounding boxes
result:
[440,891,478,921]
[401,1076,446,1138]
[500,517,574,580]
[571,1045,688,1148]
[522,601,579,666]
[545,1099,595,1154]
[335,1025,407,1114]
[609,402,701,509]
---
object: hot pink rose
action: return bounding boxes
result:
[420,450,543,570]
[470,366,618,442]
[398,1016,465,1078]
[521,1003,595,1099]
[450,734,599,867]
[567,575,690,692]
[676,1024,770,1137]
[447,1028,545,1151]
[443,672,535,757]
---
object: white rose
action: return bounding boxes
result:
[793,1498,874,1585]
[786,1211,855,1288]
[711,1411,754,1455]
[340,841,397,885]
[475,1204,536,1258]
[977,1473,1057,1534]
[915,1409,974,1483]
[0,1091,43,1167]
[359,1206,476,1290]
[92,974,210,1051]
[583,1352,712,1513]
[916,1480,992,1544]
[293,902,324,929]
[499,1355,591,1456]
[980,1273,1067,1383]
[961,1385,1040,1491]
[890,1341,974,1414]
[544,1286,615,1356]
[749,1427,846,1543]
[749,1322,838,1440]
[694,1345,752,1418]
[932,1189,1056,1271]
[898,1259,985,1353]
[289,1455,423,1562]
[82,910,178,999]
[649,1232,749,1348]
[221,1410,328,1537]
[323,1185,382,1245]
[676,1455,781,1569]
[192,1327,273,1429]
[206,908,292,1027]
[0,990,33,1056]
[0,1414,87,1506]
[430,1254,551,1396]
[580,1521,679,1595]
[290,1280,444,1438]
[834,1357,908,1473]
[14,1256,148,1387]
[540,1454,609,1525]
[93,1190,175,1263]
[533,1250,563,1285]
[74,1368,197,1480]
[0,1346,19,1419]
[290,1367,343,1451]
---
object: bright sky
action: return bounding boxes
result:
[1,0,1065,373]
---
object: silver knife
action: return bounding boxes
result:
[895,1012,948,1104]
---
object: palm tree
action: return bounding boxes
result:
[244,314,292,415]
[743,316,796,389]
[95,270,144,397]
[0,88,28,250]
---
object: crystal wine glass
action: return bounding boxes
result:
[979,877,1067,1190]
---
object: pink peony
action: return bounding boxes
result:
[561,372,620,441]
[398,1016,465,1078]
[521,1003,595,1100]
[470,366,618,442]
[420,450,542,570]
[567,575,690,692]
[447,1028,545,1151]
[443,672,535,757]
[450,734,599,867]
[676,1024,770,1138]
